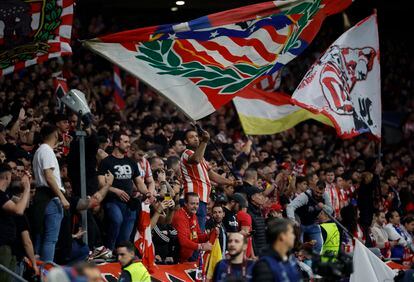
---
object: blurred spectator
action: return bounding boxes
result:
[0,164,31,282]
[212,232,254,282]
[116,241,151,282]
[252,218,301,281]
[246,187,267,256]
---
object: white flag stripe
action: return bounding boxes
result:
[62,5,74,17]
[114,71,122,88]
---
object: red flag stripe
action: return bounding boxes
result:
[29,3,43,13]
[237,87,292,106]
[195,40,255,65]
[173,40,223,67]
[260,25,289,44]
[229,37,277,62]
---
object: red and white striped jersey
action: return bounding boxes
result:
[326,183,340,217]
[138,157,152,179]
[180,149,211,203]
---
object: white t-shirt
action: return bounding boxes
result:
[33,143,64,191]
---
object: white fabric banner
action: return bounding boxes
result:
[350,240,396,282]
[291,14,381,139]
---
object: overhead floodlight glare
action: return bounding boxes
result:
[176,1,185,6]
[171,6,178,11]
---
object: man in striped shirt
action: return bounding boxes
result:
[129,141,155,193]
[181,129,238,231]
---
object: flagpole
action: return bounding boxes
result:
[377,141,382,162]
[304,191,354,240]
[192,122,241,181]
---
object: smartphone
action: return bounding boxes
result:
[164,193,171,201]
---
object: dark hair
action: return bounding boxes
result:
[342,171,352,181]
[184,129,197,141]
[40,124,58,141]
[266,218,293,245]
[116,241,135,253]
[341,205,358,234]
[112,131,128,146]
[325,168,335,174]
[296,176,306,185]
[403,216,414,225]
[306,172,317,182]
[316,180,326,190]
[374,210,384,218]
[386,210,399,222]
[212,204,224,212]
[235,157,248,170]
[0,163,12,176]
[184,192,199,203]
[166,156,180,169]
[384,170,397,182]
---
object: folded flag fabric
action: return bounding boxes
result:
[205,238,223,280]
[234,87,332,135]
[113,65,126,110]
[254,69,282,92]
[291,14,381,139]
[85,0,351,120]
[134,202,155,273]
[350,240,396,282]
[0,0,74,76]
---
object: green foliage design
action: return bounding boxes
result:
[136,40,272,94]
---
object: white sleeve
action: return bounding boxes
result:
[39,148,56,170]
[286,193,309,220]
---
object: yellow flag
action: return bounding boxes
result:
[206,238,223,279]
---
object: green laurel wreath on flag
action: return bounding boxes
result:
[34,0,63,41]
[136,40,272,94]
[281,0,322,53]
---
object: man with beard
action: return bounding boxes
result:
[212,232,254,282]
[172,192,213,262]
[181,129,238,231]
[252,218,301,281]
[206,204,227,254]
[286,180,333,254]
[97,132,150,256]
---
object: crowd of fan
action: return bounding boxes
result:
[1,15,414,282]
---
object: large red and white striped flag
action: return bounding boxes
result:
[291,14,381,139]
[134,202,155,273]
[85,0,351,120]
[0,0,74,76]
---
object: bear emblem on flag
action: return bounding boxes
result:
[307,45,376,115]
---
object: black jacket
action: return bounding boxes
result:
[248,203,266,256]
[252,250,302,282]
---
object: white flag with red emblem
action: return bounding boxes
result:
[291,14,381,139]
[134,202,155,273]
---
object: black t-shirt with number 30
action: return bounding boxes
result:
[98,155,140,201]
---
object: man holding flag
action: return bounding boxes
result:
[172,192,214,262]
